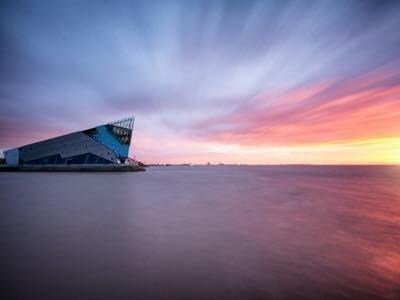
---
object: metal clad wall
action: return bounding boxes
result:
[4,148,19,165]
[19,132,118,163]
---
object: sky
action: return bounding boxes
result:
[0,0,400,164]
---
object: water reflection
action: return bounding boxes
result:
[1,166,399,299]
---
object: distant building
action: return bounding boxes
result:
[3,117,134,166]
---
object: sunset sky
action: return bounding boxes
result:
[1,0,399,164]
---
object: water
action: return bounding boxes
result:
[1,166,399,299]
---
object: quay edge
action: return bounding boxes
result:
[0,164,145,172]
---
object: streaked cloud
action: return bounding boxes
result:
[196,67,400,146]
[0,0,399,163]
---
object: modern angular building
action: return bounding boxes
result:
[3,117,136,167]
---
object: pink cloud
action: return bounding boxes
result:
[197,68,400,147]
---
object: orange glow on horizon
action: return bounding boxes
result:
[134,68,400,164]
[134,135,400,165]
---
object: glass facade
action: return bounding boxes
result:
[25,153,114,165]
[105,117,134,145]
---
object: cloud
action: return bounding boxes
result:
[1,0,400,162]
[194,67,400,146]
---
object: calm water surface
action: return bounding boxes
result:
[1,166,400,299]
